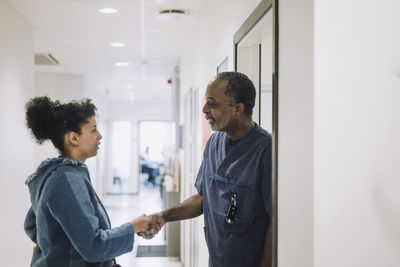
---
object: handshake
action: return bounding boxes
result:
[131,212,166,239]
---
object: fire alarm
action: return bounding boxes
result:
[168,79,172,84]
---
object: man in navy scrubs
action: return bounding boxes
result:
[145,71,272,267]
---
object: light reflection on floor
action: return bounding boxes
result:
[103,178,181,267]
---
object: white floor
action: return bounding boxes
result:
[103,177,181,267]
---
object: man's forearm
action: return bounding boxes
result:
[259,219,272,267]
[162,193,203,222]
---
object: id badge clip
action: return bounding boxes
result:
[225,192,238,224]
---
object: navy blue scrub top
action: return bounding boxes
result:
[195,124,272,267]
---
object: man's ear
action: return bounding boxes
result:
[67,132,79,146]
[234,103,245,115]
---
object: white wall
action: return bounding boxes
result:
[0,0,35,264]
[107,100,172,121]
[35,72,84,101]
[313,0,400,266]
[278,0,314,266]
[84,80,108,120]
[280,0,400,266]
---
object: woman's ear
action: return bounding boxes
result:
[67,132,79,146]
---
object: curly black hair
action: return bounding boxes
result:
[25,96,97,155]
[216,72,256,116]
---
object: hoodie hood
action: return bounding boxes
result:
[26,157,87,210]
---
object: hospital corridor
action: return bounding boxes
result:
[103,184,181,267]
[1,0,400,266]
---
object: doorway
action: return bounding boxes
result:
[109,120,136,194]
[234,0,278,266]
[138,121,176,192]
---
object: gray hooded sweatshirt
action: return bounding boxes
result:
[24,157,134,267]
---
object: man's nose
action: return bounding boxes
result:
[202,103,209,113]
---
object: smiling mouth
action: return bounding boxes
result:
[205,114,215,123]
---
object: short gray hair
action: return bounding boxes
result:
[216,71,256,116]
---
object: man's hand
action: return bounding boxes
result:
[137,194,203,239]
[137,212,166,239]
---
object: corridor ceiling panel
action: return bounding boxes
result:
[7,0,203,103]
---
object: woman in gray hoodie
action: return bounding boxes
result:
[24,96,149,267]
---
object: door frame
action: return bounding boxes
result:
[233,0,279,266]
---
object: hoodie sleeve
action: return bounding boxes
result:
[24,207,37,243]
[45,168,135,262]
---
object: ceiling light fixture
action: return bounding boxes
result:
[156,9,189,21]
[110,42,126,48]
[114,62,131,67]
[98,8,119,14]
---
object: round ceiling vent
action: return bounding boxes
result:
[157,9,189,21]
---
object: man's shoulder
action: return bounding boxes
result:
[252,125,272,145]
[206,131,226,145]
[203,131,226,155]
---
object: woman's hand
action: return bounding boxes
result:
[131,214,150,233]
[137,212,166,239]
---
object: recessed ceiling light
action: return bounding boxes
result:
[110,42,126,48]
[114,62,131,67]
[98,8,119,14]
[125,84,133,89]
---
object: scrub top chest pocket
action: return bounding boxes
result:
[206,174,255,235]
[205,175,232,229]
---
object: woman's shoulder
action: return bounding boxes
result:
[61,157,87,167]
[42,167,92,203]
[53,158,87,173]
[46,162,89,188]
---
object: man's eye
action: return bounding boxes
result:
[207,102,217,107]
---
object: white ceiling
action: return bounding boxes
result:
[8,0,203,102]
